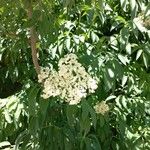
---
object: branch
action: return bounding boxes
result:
[27,2,40,75]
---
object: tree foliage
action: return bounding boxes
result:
[0,0,150,149]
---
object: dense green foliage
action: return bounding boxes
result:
[0,0,150,149]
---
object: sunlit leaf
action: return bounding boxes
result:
[122,75,128,87]
[0,141,11,148]
[120,0,128,12]
[3,109,12,123]
[66,37,71,50]
[143,53,149,68]
[118,54,129,65]
[136,49,143,60]
[108,68,115,78]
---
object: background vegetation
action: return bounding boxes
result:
[0,0,150,149]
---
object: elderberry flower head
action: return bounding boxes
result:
[94,101,109,115]
[38,53,99,105]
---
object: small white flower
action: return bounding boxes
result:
[88,78,98,92]
[76,87,87,98]
[69,98,79,105]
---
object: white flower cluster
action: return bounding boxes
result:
[133,14,150,32]
[38,54,98,105]
[94,101,109,115]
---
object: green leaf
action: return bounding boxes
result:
[120,0,128,12]
[81,117,91,136]
[99,115,105,127]
[64,137,73,150]
[106,95,116,101]
[126,43,131,55]
[107,68,115,78]
[15,130,29,150]
[89,106,97,129]
[91,31,99,43]
[66,105,77,127]
[66,37,71,50]
[145,3,150,16]
[29,116,39,135]
[143,53,149,68]
[79,35,85,43]
[115,96,123,109]
[84,137,92,150]
[14,103,23,121]
[103,71,114,91]
[129,0,137,18]
[6,96,18,111]
[88,134,102,150]
[120,27,129,50]
[82,100,89,120]
[81,100,97,136]
[122,75,128,87]
[97,0,104,11]
[118,54,129,65]
[3,109,12,123]
[136,49,143,60]
[0,141,11,148]
[39,99,49,115]
[51,45,57,59]
[82,101,97,128]
[121,95,127,109]
[73,35,80,44]
[28,85,40,116]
